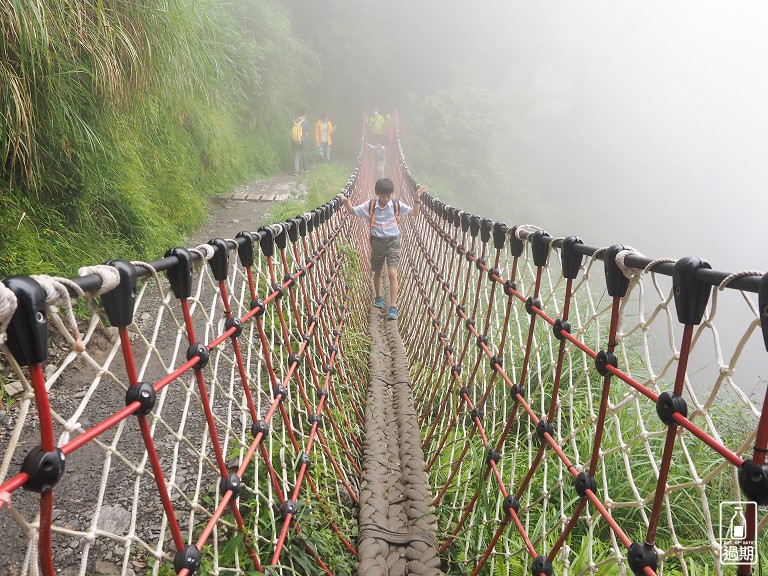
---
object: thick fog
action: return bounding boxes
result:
[371,1,767,393]
[387,1,768,271]
[517,2,768,271]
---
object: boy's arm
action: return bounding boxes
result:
[412,185,427,217]
[336,193,356,215]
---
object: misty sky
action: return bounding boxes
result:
[399,1,768,272]
[383,1,768,392]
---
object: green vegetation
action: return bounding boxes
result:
[1,0,316,277]
[418,318,767,575]
[272,164,352,222]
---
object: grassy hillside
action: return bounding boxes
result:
[1,0,316,277]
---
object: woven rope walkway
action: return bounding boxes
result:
[357,293,442,576]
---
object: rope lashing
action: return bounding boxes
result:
[31,275,85,353]
[358,525,439,548]
[0,280,18,345]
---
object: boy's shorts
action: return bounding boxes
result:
[370,235,401,271]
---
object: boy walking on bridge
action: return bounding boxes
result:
[338,178,426,320]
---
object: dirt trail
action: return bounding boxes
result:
[185,174,307,245]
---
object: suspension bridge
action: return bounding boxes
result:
[0,129,766,576]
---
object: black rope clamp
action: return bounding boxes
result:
[297,452,311,472]
[174,544,201,575]
[486,448,501,466]
[251,419,270,438]
[525,296,542,315]
[207,239,229,282]
[439,331,448,340]
[458,386,470,399]
[574,471,597,499]
[275,224,288,250]
[536,418,554,444]
[165,248,195,300]
[595,350,618,376]
[480,218,493,243]
[477,335,488,349]
[280,499,298,518]
[327,344,338,354]
[282,272,294,288]
[451,364,462,377]
[531,555,553,576]
[186,343,209,370]
[656,392,688,426]
[288,353,302,367]
[465,250,475,263]
[672,256,712,326]
[561,236,584,280]
[475,257,486,271]
[21,447,65,493]
[258,226,275,257]
[219,472,242,498]
[509,226,524,257]
[493,222,508,250]
[317,387,327,398]
[488,267,500,283]
[225,316,243,338]
[308,413,323,428]
[530,230,551,268]
[503,494,520,515]
[250,297,266,317]
[271,283,284,300]
[504,279,517,296]
[449,291,458,302]
[510,384,525,402]
[272,384,288,402]
[126,382,156,416]
[235,231,255,267]
[627,542,658,576]
[471,407,484,423]
[604,244,631,298]
[3,276,48,366]
[490,355,503,372]
[322,364,336,375]
[102,260,137,328]
[444,344,454,355]
[456,304,466,316]
[738,460,768,505]
[553,319,571,341]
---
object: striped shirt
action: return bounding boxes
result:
[353,199,413,238]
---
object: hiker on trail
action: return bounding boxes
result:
[369,109,386,146]
[337,178,427,321]
[315,113,335,163]
[366,142,387,179]
[291,109,311,175]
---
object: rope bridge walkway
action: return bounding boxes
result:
[0,128,766,576]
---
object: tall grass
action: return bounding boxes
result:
[1,0,315,277]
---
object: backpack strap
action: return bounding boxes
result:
[394,200,400,226]
[369,199,376,229]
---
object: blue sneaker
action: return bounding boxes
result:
[388,306,398,320]
[374,296,384,309]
